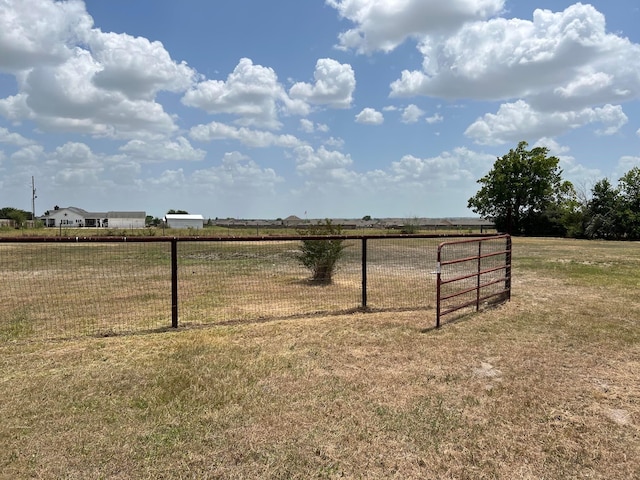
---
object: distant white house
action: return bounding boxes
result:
[40,206,146,228]
[164,214,205,230]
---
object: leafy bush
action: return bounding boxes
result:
[296,219,346,284]
[400,217,421,234]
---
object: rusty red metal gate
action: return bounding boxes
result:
[436,234,511,327]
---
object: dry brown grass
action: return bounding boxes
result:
[1,237,639,479]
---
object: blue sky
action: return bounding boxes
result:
[1,0,639,219]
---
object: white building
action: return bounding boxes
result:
[164,214,205,230]
[106,211,147,229]
[40,206,146,228]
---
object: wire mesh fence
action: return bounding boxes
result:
[178,239,362,324]
[1,241,171,339]
[1,234,500,341]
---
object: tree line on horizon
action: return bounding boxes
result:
[467,141,640,240]
[0,207,32,226]
[3,146,639,239]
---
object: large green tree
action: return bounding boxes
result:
[468,141,573,235]
[617,166,640,239]
[0,207,31,227]
[584,167,640,240]
[584,178,622,239]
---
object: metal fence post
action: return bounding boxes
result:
[505,236,512,300]
[436,245,442,328]
[476,241,482,312]
[361,237,367,309]
[171,238,178,328]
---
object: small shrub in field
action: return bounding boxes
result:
[296,219,346,284]
[400,217,420,234]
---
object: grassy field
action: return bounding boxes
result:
[0,224,492,238]
[1,237,639,479]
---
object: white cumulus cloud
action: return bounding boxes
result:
[0,127,34,146]
[88,31,197,100]
[294,145,357,183]
[401,104,424,123]
[300,119,315,133]
[191,151,283,191]
[48,142,104,186]
[465,100,628,145]
[10,144,45,165]
[386,147,485,187]
[183,58,309,130]
[289,58,355,109]
[327,0,504,53]
[0,0,194,139]
[425,113,444,124]
[189,121,305,149]
[299,119,330,133]
[390,3,640,112]
[119,137,206,163]
[355,108,384,125]
[0,0,92,73]
[613,156,640,180]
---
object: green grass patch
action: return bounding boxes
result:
[0,307,34,340]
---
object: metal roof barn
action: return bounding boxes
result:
[164,214,205,230]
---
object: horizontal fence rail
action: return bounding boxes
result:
[1,234,503,340]
[436,235,512,327]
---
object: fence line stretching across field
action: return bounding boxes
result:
[1,234,507,340]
